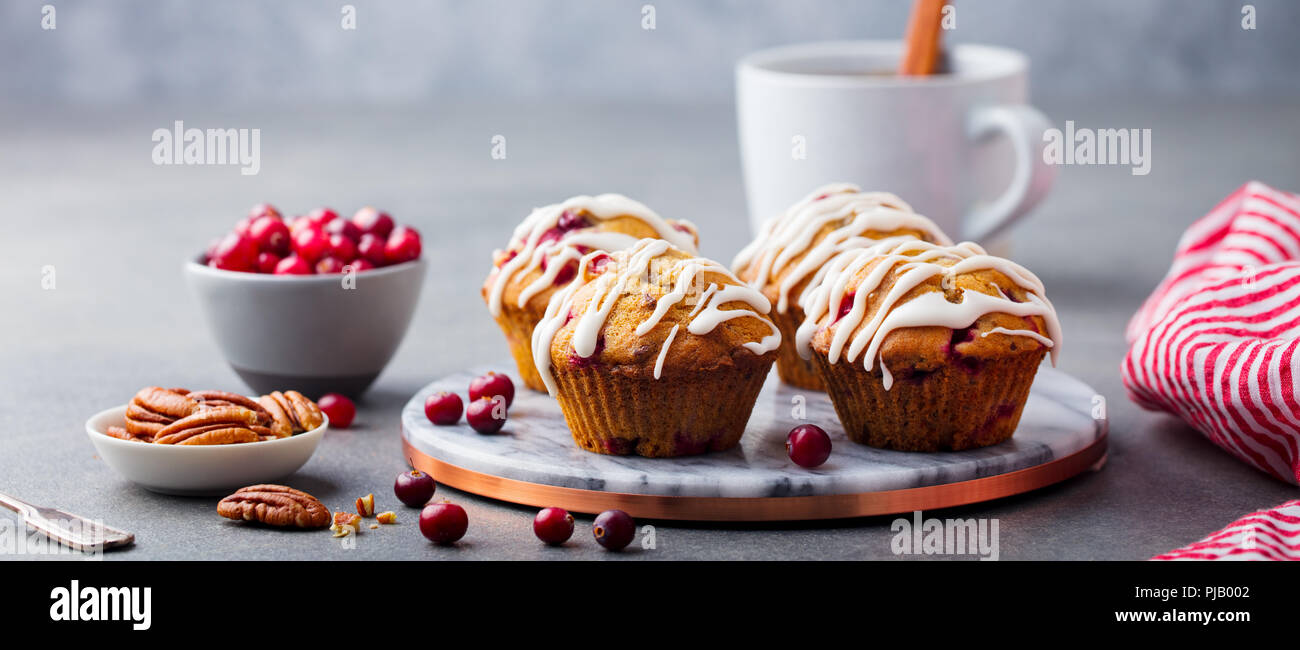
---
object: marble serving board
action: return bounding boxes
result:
[401,365,1106,499]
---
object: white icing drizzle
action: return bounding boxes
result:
[688,283,718,318]
[982,327,1056,348]
[654,325,680,379]
[732,183,953,313]
[532,239,782,395]
[795,239,1062,390]
[515,231,640,308]
[487,194,698,317]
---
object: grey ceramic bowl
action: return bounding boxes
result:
[185,258,426,398]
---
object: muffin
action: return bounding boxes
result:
[483,194,698,392]
[795,239,1061,451]
[532,238,780,457]
[733,183,951,390]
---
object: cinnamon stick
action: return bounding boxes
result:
[898,0,948,76]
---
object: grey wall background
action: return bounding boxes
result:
[2,0,1297,106]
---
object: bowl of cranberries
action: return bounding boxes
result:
[187,204,426,398]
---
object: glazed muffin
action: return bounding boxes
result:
[796,239,1061,451]
[483,194,698,392]
[734,183,951,391]
[532,238,780,457]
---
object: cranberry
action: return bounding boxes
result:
[289,216,316,236]
[537,227,565,247]
[273,255,313,275]
[323,217,362,242]
[589,252,613,274]
[292,226,329,262]
[465,396,506,434]
[541,250,581,279]
[349,259,376,272]
[533,507,574,545]
[255,251,281,274]
[306,207,339,226]
[357,234,388,265]
[468,372,515,408]
[248,203,281,220]
[210,233,258,272]
[248,216,291,255]
[233,216,254,237]
[385,225,422,265]
[552,261,577,286]
[327,233,358,262]
[567,335,604,368]
[949,326,977,348]
[317,393,355,428]
[315,256,346,274]
[786,424,832,468]
[592,509,635,551]
[835,292,857,322]
[352,206,394,239]
[424,391,463,425]
[419,502,468,545]
[394,470,437,507]
[556,210,590,232]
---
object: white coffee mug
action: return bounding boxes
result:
[736,41,1055,242]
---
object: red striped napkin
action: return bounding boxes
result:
[1153,499,1300,560]
[1123,181,1300,485]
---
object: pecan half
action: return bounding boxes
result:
[154,406,259,437]
[124,403,174,424]
[284,390,325,431]
[105,425,151,443]
[125,387,199,437]
[187,390,271,425]
[131,386,199,420]
[124,418,166,437]
[217,484,331,529]
[175,426,260,445]
[258,394,294,439]
[153,406,261,445]
[264,391,324,433]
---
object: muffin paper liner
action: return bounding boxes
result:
[813,349,1046,451]
[550,356,774,457]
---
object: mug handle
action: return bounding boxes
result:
[962,104,1057,242]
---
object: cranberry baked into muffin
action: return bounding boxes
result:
[796,239,1061,451]
[532,239,780,457]
[734,183,951,390]
[483,194,698,392]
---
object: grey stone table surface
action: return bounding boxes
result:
[2,98,1298,561]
